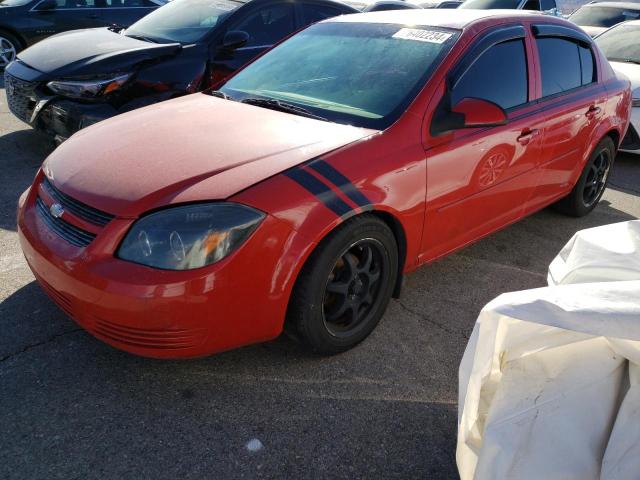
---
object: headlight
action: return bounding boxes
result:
[47,73,132,99]
[117,203,265,270]
[633,87,640,107]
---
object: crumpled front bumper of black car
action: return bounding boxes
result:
[5,69,118,142]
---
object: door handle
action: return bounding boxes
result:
[517,128,539,146]
[586,106,601,118]
[86,13,99,19]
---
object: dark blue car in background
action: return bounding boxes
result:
[0,0,167,69]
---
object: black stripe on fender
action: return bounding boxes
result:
[284,169,352,218]
[308,159,372,208]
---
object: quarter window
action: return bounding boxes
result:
[536,37,595,97]
[452,39,528,110]
[227,5,295,48]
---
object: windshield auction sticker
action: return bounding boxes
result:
[392,28,452,44]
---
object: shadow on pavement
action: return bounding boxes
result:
[609,152,640,196]
[0,129,54,231]
[0,280,458,479]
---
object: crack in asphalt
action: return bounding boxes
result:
[0,328,83,363]
[393,299,470,340]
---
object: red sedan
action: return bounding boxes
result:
[17,10,630,358]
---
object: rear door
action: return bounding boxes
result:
[421,25,546,260]
[527,25,605,208]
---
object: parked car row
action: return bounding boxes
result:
[568,1,640,37]
[12,9,631,358]
[4,0,361,141]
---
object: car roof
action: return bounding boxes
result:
[326,8,546,29]
[581,1,640,8]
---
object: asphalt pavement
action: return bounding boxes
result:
[1,76,639,479]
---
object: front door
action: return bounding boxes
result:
[421,27,545,261]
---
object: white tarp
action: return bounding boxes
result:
[457,220,640,480]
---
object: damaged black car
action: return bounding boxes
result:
[4,0,357,141]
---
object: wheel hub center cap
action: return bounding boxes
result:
[349,275,367,298]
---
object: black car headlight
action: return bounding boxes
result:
[47,73,132,99]
[117,203,265,270]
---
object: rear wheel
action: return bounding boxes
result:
[287,215,398,355]
[0,32,20,70]
[554,137,615,217]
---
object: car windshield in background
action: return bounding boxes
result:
[569,6,640,27]
[124,0,244,44]
[220,22,458,129]
[596,24,640,64]
[459,0,519,9]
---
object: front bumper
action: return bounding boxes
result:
[5,66,118,140]
[17,179,300,358]
[621,106,640,152]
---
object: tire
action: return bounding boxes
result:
[554,137,615,217]
[287,215,398,355]
[0,31,21,70]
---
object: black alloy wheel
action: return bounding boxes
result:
[323,238,387,338]
[582,148,611,208]
[554,136,616,217]
[287,215,398,354]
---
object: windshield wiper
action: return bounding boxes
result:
[126,34,159,44]
[209,90,234,100]
[241,97,327,121]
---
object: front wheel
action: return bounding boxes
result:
[0,32,20,70]
[554,137,615,217]
[287,215,398,355]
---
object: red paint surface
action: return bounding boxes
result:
[18,11,631,358]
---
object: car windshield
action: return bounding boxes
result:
[596,23,640,64]
[220,22,458,129]
[124,0,244,44]
[569,6,640,27]
[459,0,519,9]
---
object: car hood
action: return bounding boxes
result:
[580,25,607,38]
[45,94,376,217]
[16,28,181,77]
[609,61,640,91]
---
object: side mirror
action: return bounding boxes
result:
[222,31,249,51]
[36,0,57,11]
[451,98,508,128]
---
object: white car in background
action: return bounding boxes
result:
[595,20,640,152]
[569,1,640,37]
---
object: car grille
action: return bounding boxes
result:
[41,178,114,227]
[4,72,38,124]
[35,197,96,248]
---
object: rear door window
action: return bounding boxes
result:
[536,37,595,97]
[451,39,528,110]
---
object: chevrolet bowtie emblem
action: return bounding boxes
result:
[50,203,64,219]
